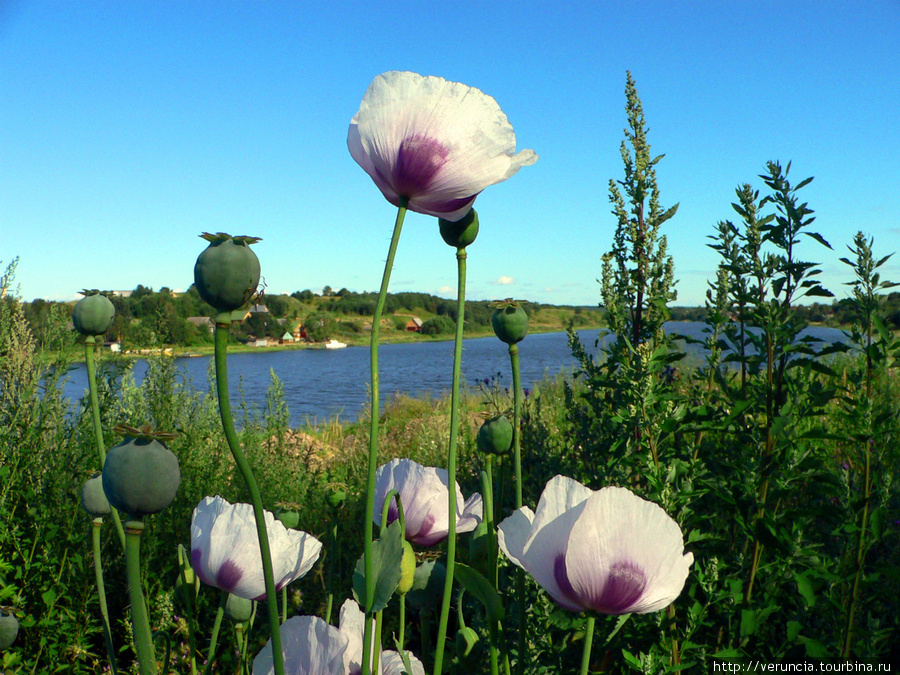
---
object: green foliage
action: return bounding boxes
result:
[420,315,456,335]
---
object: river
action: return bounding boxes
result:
[60,323,848,426]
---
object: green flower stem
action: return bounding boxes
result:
[420,610,432,673]
[432,246,467,675]
[480,464,500,675]
[362,199,408,675]
[203,592,227,675]
[509,343,526,675]
[91,518,118,675]
[325,519,338,625]
[579,615,596,675]
[373,611,384,675]
[398,596,406,652]
[481,461,498,587]
[84,336,126,551]
[214,320,284,675]
[509,343,523,510]
[281,588,287,624]
[124,520,157,675]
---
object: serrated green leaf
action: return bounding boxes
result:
[603,612,631,646]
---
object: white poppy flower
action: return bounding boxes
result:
[348,70,537,221]
[375,458,482,547]
[252,600,424,675]
[191,495,322,601]
[497,476,693,615]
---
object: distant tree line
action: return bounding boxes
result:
[668,293,900,328]
[14,283,899,351]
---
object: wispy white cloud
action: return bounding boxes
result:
[493,275,515,286]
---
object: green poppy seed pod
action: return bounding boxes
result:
[0,610,18,650]
[225,593,255,623]
[72,292,116,336]
[81,472,111,517]
[476,414,513,456]
[102,436,181,518]
[397,540,416,596]
[438,209,479,248]
[274,507,300,529]
[193,233,262,313]
[491,304,528,345]
[327,486,347,509]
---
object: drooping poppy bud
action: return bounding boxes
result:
[438,209,479,249]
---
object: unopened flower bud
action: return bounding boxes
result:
[439,210,479,249]
[397,540,416,595]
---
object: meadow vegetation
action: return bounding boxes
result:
[1,73,898,673]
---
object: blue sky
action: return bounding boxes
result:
[2,1,898,307]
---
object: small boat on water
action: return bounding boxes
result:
[324,339,347,349]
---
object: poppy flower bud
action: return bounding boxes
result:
[438,209,479,249]
[225,593,255,623]
[81,472,111,517]
[397,540,416,595]
[455,626,480,663]
[175,544,200,606]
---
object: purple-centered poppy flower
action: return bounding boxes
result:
[348,71,537,221]
[191,496,322,602]
[498,476,693,615]
[374,458,482,547]
[252,599,424,675]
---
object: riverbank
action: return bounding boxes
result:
[57,314,607,363]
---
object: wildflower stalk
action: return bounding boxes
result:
[124,520,157,675]
[362,199,408,675]
[432,243,467,675]
[579,615,596,675]
[213,320,284,675]
[84,335,126,550]
[91,518,118,675]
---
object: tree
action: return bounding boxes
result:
[304,312,337,342]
